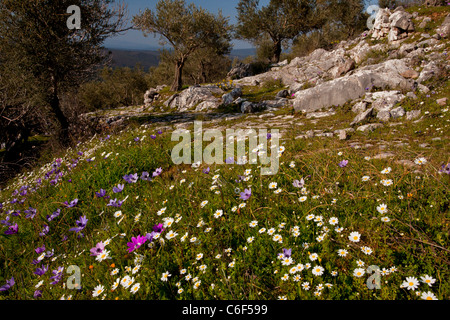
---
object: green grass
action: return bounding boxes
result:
[0,87,448,300]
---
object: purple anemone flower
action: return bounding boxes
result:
[240,188,252,201]
[35,245,45,254]
[282,248,292,258]
[338,160,348,168]
[153,223,165,233]
[225,157,234,164]
[152,167,162,177]
[0,277,15,292]
[293,178,305,188]
[64,198,78,208]
[34,265,48,276]
[127,235,147,253]
[440,163,450,175]
[140,171,151,181]
[4,223,18,235]
[69,215,88,234]
[106,198,124,208]
[95,189,107,198]
[24,207,37,219]
[113,184,124,193]
[150,134,156,139]
[123,173,138,184]
[90,242,105,256]
[39,225,49,237]
[34,290,42,298]
[203,167,210,174]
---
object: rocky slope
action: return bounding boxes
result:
[84,6,449,136]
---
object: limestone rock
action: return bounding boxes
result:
[356,123,383,132]
[390,106,406,119]
[406,110,421,120]
[436,14,450,38]
[351,107,375,126]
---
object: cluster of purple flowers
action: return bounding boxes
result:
[126,223,165,253]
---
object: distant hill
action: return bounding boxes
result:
[106,49,160,71]
[106,48,257,70]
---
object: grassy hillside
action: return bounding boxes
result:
[0,5,449,302]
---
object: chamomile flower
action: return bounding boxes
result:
[281,257,294,266]
[289,266,298,274]
[193,280,201,289]
[401,277,419,290]
[362,176,370,182]
[110,268,119,276]
[380,179,393,186]
[309,253,318,261]
[272,234,283,243]
[381,167,392,174]
[281,274,289,281]
[247,236,254,243]
[259,228,266,234]
[177,288,184,294]
[302,282,310,290]
[200,200,208,208]
[165,230,178,240]
[293,274,302,282]
[249,220,258,228]
[381,216,391,222]
[376,203,388,214]
[111,278,120,291]
[269,182,277,189]
[299,196,307,202]
[311,265,324,276]
[161,271,171,282]
[95,249,110,262]
[92,284,105,297]
[213,210,223,218]
[420,275,436,287]
[335,226,344,233]
[306,214,315,221]
[337,249,348,257]
[356,260,365,267]
[196,253,203,260]
[421,291,438,300]
[348,231,361,243]
[414,157,427,165]
[130,283,140,294]
[329,217,338,225]
[361,246,373,255]
[353,268,365,277]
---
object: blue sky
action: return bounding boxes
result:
[104,0,270,50]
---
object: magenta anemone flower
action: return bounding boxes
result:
[127,235,147,253]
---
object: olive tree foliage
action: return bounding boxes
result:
[132,0,233,92]
[0,0,129,146]
[235,0,323,63]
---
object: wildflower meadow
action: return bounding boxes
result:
[0,118,448,301]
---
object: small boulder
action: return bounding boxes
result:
[406,110,421,121]
[390,106,406,119]
[351,107,375,126]
[436,97,447,106]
